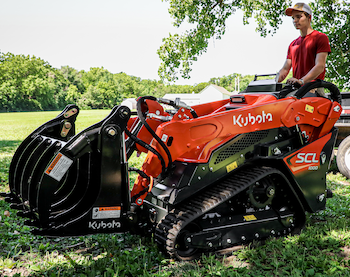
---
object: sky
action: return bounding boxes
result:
[1,0,299,85]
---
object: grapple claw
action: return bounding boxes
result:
[0,192,13,198]
[9,203,25,210]
[8,105,132,235]
[17,211,36,219]
[5,196,21,204]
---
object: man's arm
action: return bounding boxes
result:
[301,52,328,83]
[287,52,328,85]
[278,59,292,82]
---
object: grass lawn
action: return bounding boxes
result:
[1,110,350,276]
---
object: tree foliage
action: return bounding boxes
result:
[158,0,350,90]
[210,73,255,91]
[158,0,292,82]
[0,53,68,111]
[1,52,244,112]
[311,0,350,89]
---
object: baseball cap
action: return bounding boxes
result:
[285,3,312,16]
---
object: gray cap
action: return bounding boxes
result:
[285,3,312,16]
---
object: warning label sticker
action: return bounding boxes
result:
[226,161,238,173]
[305,104,314,113]
[243,215,257,221]
[92,206,121,219]
[161,134,168,142]
[45,153,73,181]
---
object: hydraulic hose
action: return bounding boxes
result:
[128,167,150,181]
[136,96,173,174]
[125,128,167,173]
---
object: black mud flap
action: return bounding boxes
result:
[5,105,132,236]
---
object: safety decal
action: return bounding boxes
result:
[305,104,314,113]
[45,153,73,181]
[92,206,121,219]
[161,134,168,142]
[244,215,257,221]
[226,161,238,173]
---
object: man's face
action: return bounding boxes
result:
[291,10,311,30]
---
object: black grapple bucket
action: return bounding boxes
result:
[5,105,132,236]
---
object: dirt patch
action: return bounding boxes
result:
[338,180,350,186]
[339,246,350,261]
[222,254,250,269]
[0,267,30,277]
[216,245,250,269]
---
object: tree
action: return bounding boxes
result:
[209,73,255,91]
[78,69,145,109]
[311,0,350,90]
[0,52,67,111]
[1,52,262,112]
[60,66,85,93]
[158,0,292,82]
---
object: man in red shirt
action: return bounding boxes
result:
[278,3,331,89]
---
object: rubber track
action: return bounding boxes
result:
[154,166,301,259]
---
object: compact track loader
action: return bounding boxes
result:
[3,76,343,260]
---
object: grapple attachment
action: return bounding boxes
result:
[6,105,132,236]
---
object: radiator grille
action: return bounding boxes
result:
[214,130,270,164]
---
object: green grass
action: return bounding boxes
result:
[0,110,112,190]
[1,110,350,276]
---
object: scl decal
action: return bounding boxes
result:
[295,153,318,164]
[88,220,121,230]
[233,111,273,127]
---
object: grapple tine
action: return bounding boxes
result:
[11,137,45,196]
[28,138,64,209]
[17,210,37,220]
[20,138,61,201]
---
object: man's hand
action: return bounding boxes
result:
[287,77,303,86]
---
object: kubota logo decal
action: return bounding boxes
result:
[295,153,319,164]
[233,111,273,127]
[88,220,121,230]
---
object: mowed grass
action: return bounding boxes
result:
[0,109,113,141]
[0,110,112,190]
[1,110,350,276]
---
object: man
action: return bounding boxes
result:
[278,2,331,90]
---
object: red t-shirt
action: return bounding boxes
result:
[287,30,331,80]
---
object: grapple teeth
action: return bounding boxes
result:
[5,196,21,204]
[0,192,13,198]
[24,219,41,227]
[31,229,43,236]
[17,211,36,219]
[9,105,132,235]
[9,203,26,210]
[21,138,61,201]
[31,228,53,236]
